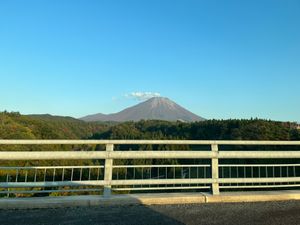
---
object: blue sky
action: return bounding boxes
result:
[0,0,299,121]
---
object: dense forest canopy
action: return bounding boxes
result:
[0,111,299,141]
[92,119,300,141]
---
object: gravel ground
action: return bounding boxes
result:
[0,201,299,225]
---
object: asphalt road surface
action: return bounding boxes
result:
[0,201,299,225]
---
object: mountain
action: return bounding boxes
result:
[28,114,82,123]
[80,97,205,122]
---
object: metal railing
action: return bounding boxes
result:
[0,140,300,197]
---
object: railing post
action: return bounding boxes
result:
[211,144,220,195]
[104,144,114,198]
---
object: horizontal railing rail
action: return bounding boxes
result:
[1,151,300,160]
[0,140,299,197]
[0,140,300,145]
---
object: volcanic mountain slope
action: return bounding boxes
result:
[81,97,205,122]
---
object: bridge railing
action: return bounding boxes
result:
[0,140,300,197]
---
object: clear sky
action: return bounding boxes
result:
[0,0,299,122]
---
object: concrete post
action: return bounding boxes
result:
[104,144,114,198]
[211,144,220,195]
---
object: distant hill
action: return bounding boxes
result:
[28,114,83,123]
[81,97,205,122]
[0,112,108,139]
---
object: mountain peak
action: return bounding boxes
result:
[81,97,205,122]
[148,96,170,101]
[146,97,176,109]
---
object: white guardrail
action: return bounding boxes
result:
[0,140,300,197]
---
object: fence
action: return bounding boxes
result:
[0,140,300,197]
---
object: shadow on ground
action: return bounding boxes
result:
[0,200,300,225]
[0,198,185,225]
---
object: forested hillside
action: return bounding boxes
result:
[0,112,110,169]
[0,112,108,139]
[1,111,299,141]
